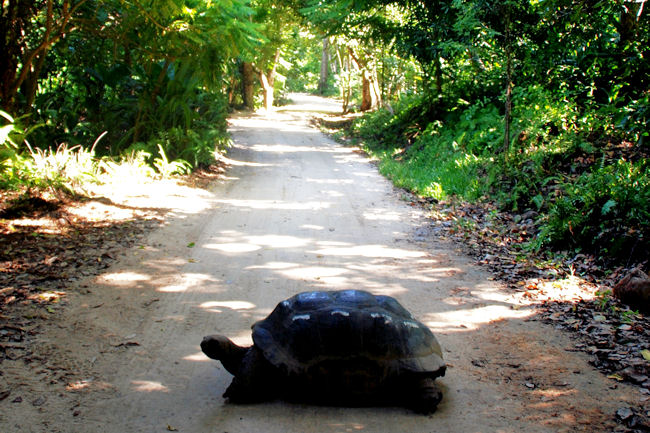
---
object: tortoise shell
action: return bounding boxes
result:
[252,290,445,375]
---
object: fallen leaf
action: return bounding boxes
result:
[167,425,178,431]
[187,242,195,248]
[113,341,140,348]
[32,396,47,406]
[616,407,634,421]
[641,349,650,361]
[143,298,159,307]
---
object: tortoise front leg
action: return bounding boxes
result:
[224,346,278,403]
[406,377,443,414]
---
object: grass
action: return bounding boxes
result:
[374,148,489,201]
[1,110,207,196]
[344,91,649,266]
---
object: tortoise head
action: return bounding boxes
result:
[201,335,248,376]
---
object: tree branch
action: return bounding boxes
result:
[9,0,88,99]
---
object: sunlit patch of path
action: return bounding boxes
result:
[71,93,635,433]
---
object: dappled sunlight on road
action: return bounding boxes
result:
[251,143,342,153]
[131,380,169,393]
[310,244,426,259]
[424,305,534,333]
[217,153,274,167]
[183,351,212,362]
[157,272,221,293]
[66,94,629,433]
[199,300,256,312]
[327,422,365,432]
[214,198,332,211]
[279,265,349,281]
[204,242,262,253]
[304,177,354,185]
[362,208,402,221]
[246,261,295,270]
[100,271,151,285]
[246,234,311,248]
[90,177,218,217]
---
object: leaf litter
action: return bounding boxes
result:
[410,195,650,431]
[0,164,225,422]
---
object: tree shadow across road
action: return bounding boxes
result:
[1,97,643,432]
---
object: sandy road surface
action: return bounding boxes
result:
[3,94,639,432]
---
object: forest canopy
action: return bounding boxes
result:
[1,0,648,265]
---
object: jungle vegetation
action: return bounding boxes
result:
[1,0,648,264]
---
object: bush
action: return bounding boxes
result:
[349,85,649,266]
[539,159,650,261]
[352,96,494,200]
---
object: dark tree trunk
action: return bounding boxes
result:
[318,38,329,95]
[349,48,380,112]
[242,62,255,110]
[0,0,87,112]
[258,49,281,111]
[503,7,513,155]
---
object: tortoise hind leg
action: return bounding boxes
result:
[406,377,443,414]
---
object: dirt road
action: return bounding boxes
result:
[2,94,640,432]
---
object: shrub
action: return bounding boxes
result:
[538,159,649,261]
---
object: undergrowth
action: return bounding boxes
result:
[1,110,221,195]
[349,89,649,266]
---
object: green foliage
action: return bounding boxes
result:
[595,289,613,311]
[352,94,437,149]
[283,30,324,92]
[1,111,28,189]
[153,144,191,177]
[98,151,156,181]
[350,77,649,264]
[2,0,648,269]
[539,159,649,256]
[2,0,260,181]
[376,144,488,201]
[353,95,493,200]
[23,143,99,192]
[0,117,101,192]
[129,122,230,172]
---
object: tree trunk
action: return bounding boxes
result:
[503,8,513,155]
[360,71,372,111]
[434,56,443,99]
[1,0,87,112]
[242,62,255,110]
[258,49,281,111]
[370,70,381,108]
[619,0,644,44]
[349,48,380,112]
[228,74,237,105]
[359,69,381,112]
[334,47,351,113]
[259,72,273,111]
[318,38,329,95]
[20,52,47,109]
